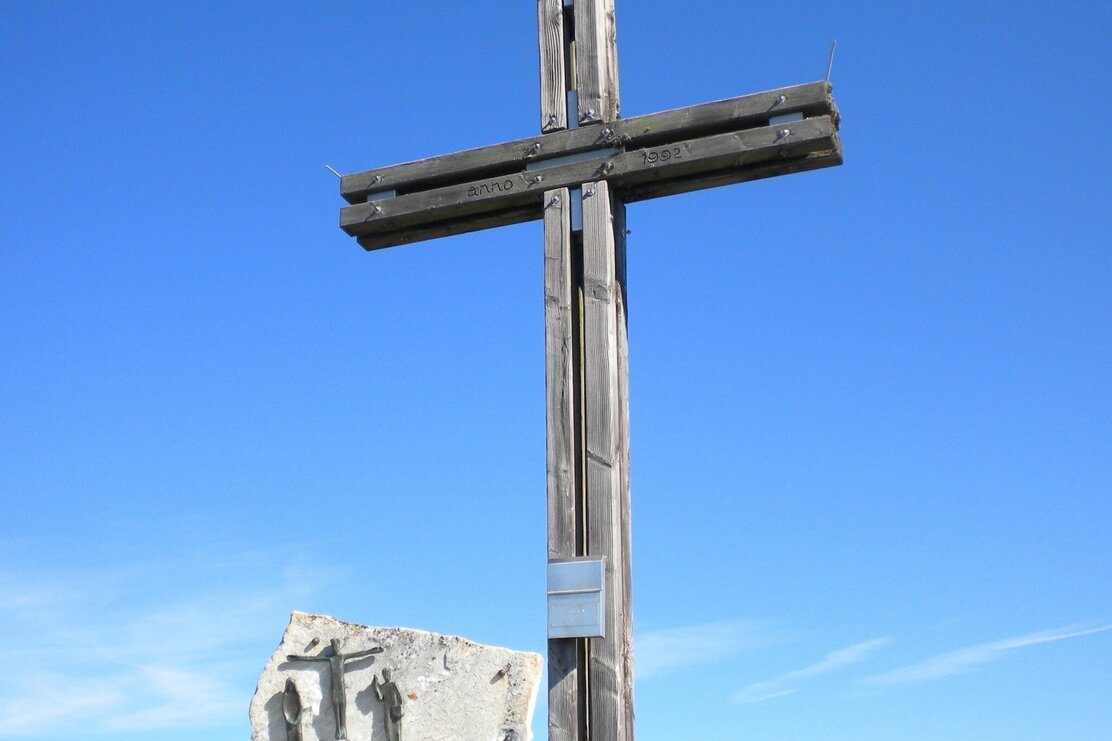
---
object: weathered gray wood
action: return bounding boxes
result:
[543,185,582,741]
[622,143,843,203]
[342,117,840,245]
[538,0,568,133]
[355,144,841,249]
[574,0,619,124]
[581,179,633,741]
[607,81,837,148]
[341,81,836,203]
[612,198,634,738]
[544,186,577,563]
[356,204,540,251]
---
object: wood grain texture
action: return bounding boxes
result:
[621,141,843,203]
[581,179,633,741]
[341,82,836,203]
[538,0,568,133]
[355,203,540,251]
[544,186,577,563]
[602,0,619,121]
[341,118,840,245]
[613,198,634,737]
[573,0,620,123]
[543,185,582,741]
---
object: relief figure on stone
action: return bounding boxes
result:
[372,668,404,741]
[286,638,383,740]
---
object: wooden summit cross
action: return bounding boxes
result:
[337,3,842,739]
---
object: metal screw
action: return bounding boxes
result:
[601,127,612,138]
[581,108,596,122]
[584,187,596,197]
[372,174,382,184]
[531,142,542,154]
[774,95,786,106]
[531,174,544,184]
[602,161,614,173]
[777,129,791,140]
[547,194,561,208]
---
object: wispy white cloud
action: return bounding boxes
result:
[0,552,324,737]
[636,620,775,679]
[863,624,1112,685]
[103,665,242,731]
[0,673,126,735]
[0,575,82,611]
[732,680,797,704]
[732,637,892,704]
[784,637,893,680]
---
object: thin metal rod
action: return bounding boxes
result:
[825,40,837,82]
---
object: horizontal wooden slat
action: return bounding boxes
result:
[622,142,843,203]
[341,81,837,203]
[356,203,540,251]
[342,117,839,246]
[353,149,840,252]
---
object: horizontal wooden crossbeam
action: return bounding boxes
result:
[342,116,840,250]
[339,81,840,251]
[342,80,837,202]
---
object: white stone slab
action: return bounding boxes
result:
[250,612,543,741]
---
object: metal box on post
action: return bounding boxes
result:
[547,557,606,639]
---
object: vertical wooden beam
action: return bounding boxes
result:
[540,4,581,739]
[537,0,568,132]
[544,3,630,740]
[573,0,620,124]
[543,188,576,568]
[575,2,630,737]
[544,186,585,741]
[612,198,635,737]
[582,179,633,741]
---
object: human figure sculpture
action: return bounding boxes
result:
[372,668,404,741]
[286,638,383,740]
[282,678,303,741]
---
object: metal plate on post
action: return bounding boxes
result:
[566,90,579,130]
[548,557,606,638]
[768,111,804,126]
[569,187,584,232]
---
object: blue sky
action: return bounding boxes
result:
[2,1,1110,739]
